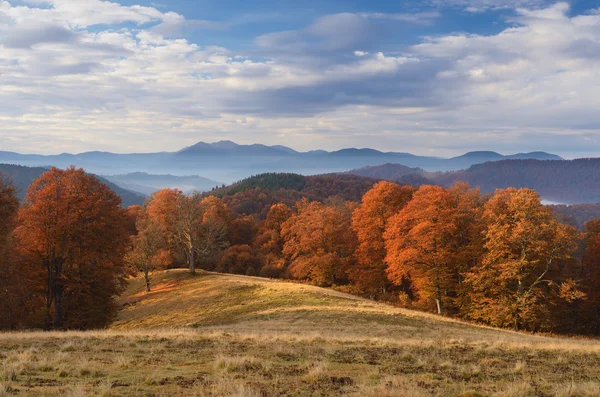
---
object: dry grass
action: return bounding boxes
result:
[1,269,599,396]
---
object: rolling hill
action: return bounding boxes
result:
[345,163,422,181]
[433,159,600,204]
[2,269,599,395]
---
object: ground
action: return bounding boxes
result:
[1,270,600,396]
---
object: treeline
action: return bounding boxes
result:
[2,168,600,335]
[550,203,600,230]
[432,158,600,204]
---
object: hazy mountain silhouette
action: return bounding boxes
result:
[346,159,600,204]
[0,141,563,184]
[103,172,222,195]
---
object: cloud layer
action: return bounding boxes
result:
[0,0,599,157]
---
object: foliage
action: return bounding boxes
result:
[4,168,600,335]
[145,189,231,273]
[282,199,357,286]
[211,173,307,197]
[384,185,482,315]
[351,182,414,297]
[433,158,600,204]
[16,167,129,329]
[0,173,43,329]
[464,188,580,331]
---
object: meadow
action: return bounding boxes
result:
[1,270,600,396]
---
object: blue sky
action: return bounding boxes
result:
[1,0,600,157]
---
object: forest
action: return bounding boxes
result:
[1,167,600,335]
[431,159,600,204]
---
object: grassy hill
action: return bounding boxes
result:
[2,270,600,396]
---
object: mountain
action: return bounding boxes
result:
[176,140,296,157]
[432,159,600,204]
[345,159,600,205]
[103,172,222,195]
[0,141,564,184]
[346,163,422,181]
[0,164,146,207]
[506,152,563,160]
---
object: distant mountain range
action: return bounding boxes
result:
[0,164,145,207]
[0,140,563,183]
[347,159,600,205]
[103,172,222,195]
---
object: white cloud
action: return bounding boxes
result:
[428,0,555,12]
[0,1,599,158]
[361,11,440,25]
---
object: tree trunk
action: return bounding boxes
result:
[515,279,524,330]
[46,260,53,328]
[53,282,63,328]
[436,284,444,315]
[189,247,195,274]
[144,268,151,292]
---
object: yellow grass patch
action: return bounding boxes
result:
[0,269,599,396]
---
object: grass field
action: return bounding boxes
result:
[1,270,600,396]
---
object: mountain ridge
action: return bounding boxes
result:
[0,140,565,184]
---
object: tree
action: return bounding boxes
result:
[228,216,258,246]
[577,219,600,333]
[351,182,414,297]
[384,184,483,315]
[282,199,356,286]
[125,210,169,292]
[146,188,184,261]
[194,196,231,271]
[254,203,293,277]
[0,174,43,329]
[17,167,129,329]
[146,190,230,273]
[0,173,19,238]
[465,188,579,331]
[217,244,260,275]
[173,192,205,273]
[447,183,486,313]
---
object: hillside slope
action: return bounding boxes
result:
[431,159,600,204]
[114,270,598,347]
[346,159,600,204]
[2,270,600,396]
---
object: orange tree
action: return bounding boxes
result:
[0,174,43,329]
[17,167,129,329]
[145,190,230,273]
[578,219,600,333]
[254,203,293,277]
[465,188,579,331]
[351,181,414,297]
[282,199,356,286]
[384,185,483,315]
[125,207,170,292]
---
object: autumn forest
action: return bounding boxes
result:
[1,167,600,336]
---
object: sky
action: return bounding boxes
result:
[0,0,599,157]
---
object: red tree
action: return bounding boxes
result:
[351,182,414,297]
[17,167,129,329]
